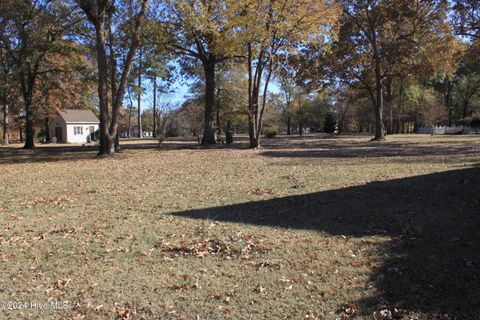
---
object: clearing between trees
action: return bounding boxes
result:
[0,134,479,319]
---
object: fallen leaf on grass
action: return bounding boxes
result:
[248,188,275,196]
[279,276,298,284]
[351,258,362,266]
[252,260,283,270]
[55,278,72,289]
[339,303,357,319]
[305,252,317,260]
[284,284,293,291]
[114,303,135,320]
[161,236,270,259]
[171,283,190,290]
[253,285,267,297]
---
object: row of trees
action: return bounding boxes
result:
[0,0,98,147]
[1,0,479,154]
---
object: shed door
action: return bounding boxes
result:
[55,127,63,143]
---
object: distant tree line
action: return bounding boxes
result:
[1,0,479,153]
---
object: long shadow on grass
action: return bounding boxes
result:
[0,145,100,164]
[0,139,251,164]
[0,142,167,165]
[260,138,480,160]
[173,167,480,317]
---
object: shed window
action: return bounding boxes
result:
[74,126,83,135]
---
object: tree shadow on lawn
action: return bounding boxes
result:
[260,137,480,160]
[0,140,196,165]
[1,135,478,165]
[0,144,100,164]
[156,135,480,162]
[173,167,480,318]
[0,140,251,165]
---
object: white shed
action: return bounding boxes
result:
[49,110,100,144]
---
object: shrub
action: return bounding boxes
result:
[471,114,480,129]
[457,117,472,126]
[35,128,47,142]
[264,128,277,138]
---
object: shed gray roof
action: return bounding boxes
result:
[58,110,99,123]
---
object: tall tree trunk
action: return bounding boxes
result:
[23,94,35,149]
[128,107,132,138]
[202,60,216,145]
[284,88,292,135]
[137,52,143,138]
[397,79,404,134]
[215,86,221,131]
[462,102,469,119]
[108,10,120,152]
[249,93,260,148]
[373,59,385,140]
[216,99,221,132]
[114,133,120,151]
[2,104,8,145]
[299,120,303,136]
[444,78,454,127]
[389,105,393,134]
[254,59,273,145]
[384,77,393,134]
[248,112,258,147]
[246,43,260,148]
[108,1,148,152]
[78,0,149,155]
[20,70,36,149]
[152,76,157,138]
[413,113,418,133]
[128,85,133,138]
[95,17,114,155]
[0,49,8,145]
[44,117,50,142]
[287,116,291,135]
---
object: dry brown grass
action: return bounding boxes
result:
[0,134,479,319]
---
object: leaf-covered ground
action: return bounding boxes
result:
[0,134,479,319]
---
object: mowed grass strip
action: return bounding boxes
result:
[0,134,479,319]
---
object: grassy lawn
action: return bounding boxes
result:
[0,134,479,319]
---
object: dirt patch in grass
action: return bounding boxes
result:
[0,134,479,319]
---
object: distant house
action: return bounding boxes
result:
[49,110,100,144]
